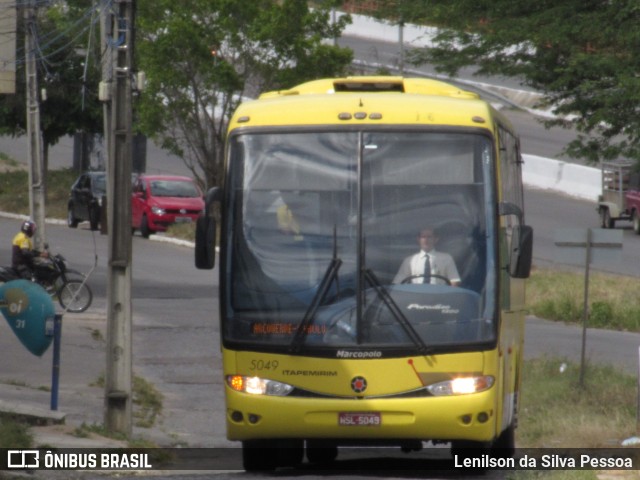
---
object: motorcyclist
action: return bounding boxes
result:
[11,220,48,279]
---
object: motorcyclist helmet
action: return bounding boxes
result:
[21,220,36,237]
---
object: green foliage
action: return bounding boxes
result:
[132,376,163,429]
[371,0,640,165]
[135,0,353,190]
[0,415,33,448]
[0,1,103,162]
[349,0,431,25]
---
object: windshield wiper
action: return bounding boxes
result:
[290,227,341,353]
[364,269,433,355]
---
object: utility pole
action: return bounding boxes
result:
[398,20,404,76]
[0,0,17,95]
[103,0,135,436]
[24,0,46,249]
[100,0,112,176]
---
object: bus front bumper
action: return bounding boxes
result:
[225,389,497,443]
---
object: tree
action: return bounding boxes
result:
[345,0,430,25]
[0,1,103,172]
[370,0,640,165]
[135,0,353,190]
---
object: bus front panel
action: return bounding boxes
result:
[224,349,504,443]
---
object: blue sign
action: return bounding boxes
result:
[0,280,56,356]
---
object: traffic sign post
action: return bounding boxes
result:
[47,313,63,411]
[554,228,623,386]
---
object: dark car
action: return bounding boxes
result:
[67,171,106,231]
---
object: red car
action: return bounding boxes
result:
[131,174,205,238]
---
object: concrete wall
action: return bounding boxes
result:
[523,154,600,201]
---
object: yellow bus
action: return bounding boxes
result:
[195,76,533,471]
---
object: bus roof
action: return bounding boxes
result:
[259,76,479,99]
[230,76,509,131]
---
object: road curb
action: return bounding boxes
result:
[0,211,195,248]
[0,398,66,426]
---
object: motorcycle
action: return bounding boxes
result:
[0,249,93,313]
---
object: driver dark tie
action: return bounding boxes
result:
[423,254,431,284]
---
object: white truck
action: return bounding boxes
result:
[597,160,640,233]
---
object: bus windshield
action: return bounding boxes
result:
[224,129,497,355]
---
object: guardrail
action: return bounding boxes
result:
[523,154,600,201]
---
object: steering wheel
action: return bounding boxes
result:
[323,316,357,343]
[400,274,451,286]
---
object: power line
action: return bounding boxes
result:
[0,1,108,69]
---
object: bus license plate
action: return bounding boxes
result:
[338,412,381,427]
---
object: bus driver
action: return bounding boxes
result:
[393,227,461,286]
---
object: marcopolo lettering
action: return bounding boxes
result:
[336,350,382,359]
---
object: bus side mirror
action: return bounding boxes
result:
[195,187,220,270]
[509,224,533,279]
[195,215,216,269]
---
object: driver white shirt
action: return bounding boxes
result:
[393,249,461,285]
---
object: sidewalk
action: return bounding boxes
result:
[0,309,171,449]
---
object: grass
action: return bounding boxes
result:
[132,376,164,428]
[90,373,164,429]
[527,265,640,331]
[0,167,78,220]
[0,151,20,167]
[507,358,639,480]
[0,415,33,448]
[517,357,637,448]
[165,221,196,242]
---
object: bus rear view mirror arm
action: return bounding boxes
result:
[204,186,222,214]
[195,187,220,270]
[508,224,533,279]
[499,202,533,278]
[498,201,523,223]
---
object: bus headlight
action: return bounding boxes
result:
[226,375,294,396]
[426,375,495,396]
